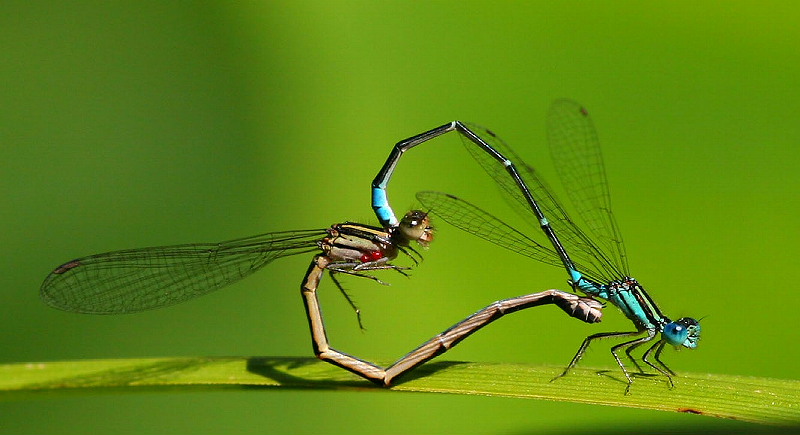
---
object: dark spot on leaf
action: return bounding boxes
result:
[678,408,703,415]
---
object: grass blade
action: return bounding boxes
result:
[1,357,797,426]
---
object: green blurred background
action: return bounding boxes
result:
[2,1,798,433]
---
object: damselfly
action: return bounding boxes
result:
[372,100,700,391]
[41,208,601,385]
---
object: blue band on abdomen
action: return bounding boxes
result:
[372,187,397,226]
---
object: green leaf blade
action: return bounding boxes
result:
[1,357,797,426]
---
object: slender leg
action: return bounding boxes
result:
[553,330,642,382]
[642,339,675,388]
[610,331,657,393]
[327,263,408,285]
[328,272,364,330]
[302,255,386,384]
[622,340,648,374]
[327,259,416,328]
[301,256,603,386]
[651,340,676,375]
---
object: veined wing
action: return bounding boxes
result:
[40,229,326,314]
[416,191,564,267]
[459,119,623,283]
[547,99,628,276]
[417,191,599,273]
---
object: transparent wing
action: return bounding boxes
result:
[416,191,563,267]
[459,118,624,282]
[40,229,326,314]
[547,99,628,276]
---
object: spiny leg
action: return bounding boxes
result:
[622,340,648,374]
[652,340,676,376]
[326,259,416,330]
[553,330,643,382]
[328,271,364,330]
[389,266,411,278]
[328,262,411,283]
[397,245,423,266]
[353,261,412,278]
[301,255,387,384]
[327,265,392,285]
[642,339,675,388]
[611,331,657,394]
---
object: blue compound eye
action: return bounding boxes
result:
[664,317,701,348]
[663,322,689,346]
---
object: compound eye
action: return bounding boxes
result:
[664,317,701,348]
[398,210,434,246]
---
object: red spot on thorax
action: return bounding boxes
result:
[360,250,384,263]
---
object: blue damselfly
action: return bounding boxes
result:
[372,100,700,391]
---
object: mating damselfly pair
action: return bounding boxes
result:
[41,99,699,391]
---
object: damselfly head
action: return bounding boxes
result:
[663,317,701,348]
[397,210,434,247]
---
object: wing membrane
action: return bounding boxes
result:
[416,191,563,267]
[455,105,626,282]
[547,99,628,275]
[40,229,326,314]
